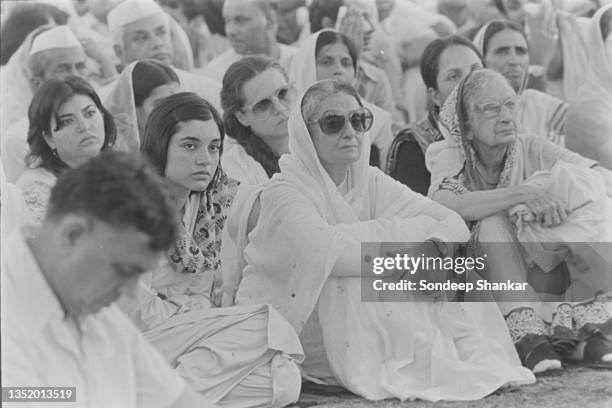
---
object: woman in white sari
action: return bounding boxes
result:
[290,29,394,168]
[234,79,534,401]
[566,4,612,169]
[122,92,304,408]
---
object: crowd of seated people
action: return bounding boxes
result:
[2,0,612,407]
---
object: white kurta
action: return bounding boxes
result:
[2,228,187,408]
[221,140,269,186]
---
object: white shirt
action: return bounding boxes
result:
[221,141,269,186]
[1,228,187,408]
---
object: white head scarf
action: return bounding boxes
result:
[280,82,371,216]
[103,60,179,152]
[290,29,390,161]
[472,20,531,94]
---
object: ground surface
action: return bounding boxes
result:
[293,366,612,408]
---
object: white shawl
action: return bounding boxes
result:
[0,26,49,135]
[234,88,534,400]
[566,4,612,169]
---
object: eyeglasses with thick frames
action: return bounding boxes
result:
[310,107,374,136]
[475,96,520,119]
[243,83,296,119]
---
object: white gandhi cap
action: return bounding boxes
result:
[107,0,166,34]
[30,25,82,56]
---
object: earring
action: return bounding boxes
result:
[52,148,59,157]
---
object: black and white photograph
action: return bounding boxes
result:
[1,0,611,407]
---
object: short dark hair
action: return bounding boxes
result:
[26,76,117,175]
[141,91,224,183]
[420,35,483,90]
[0,3,69,65]
[47,151,178,251]
[309,0,343,33]
[221,55,286,177]
[480,20,527,57]
[315,30,359,71]
[132,60,179,107]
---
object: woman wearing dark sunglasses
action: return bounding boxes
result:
[221,55,297,185]
[290,29,394,169]
[231,78,535,401]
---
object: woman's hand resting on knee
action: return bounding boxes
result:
[518,185,569,227]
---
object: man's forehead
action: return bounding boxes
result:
[37,46,86,63]
[123,12,168,33]
[223,0,264,16]
[345,0,375,16]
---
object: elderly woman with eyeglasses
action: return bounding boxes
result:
[429,68,612,373]
[231,78,535,401]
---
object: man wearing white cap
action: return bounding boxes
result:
[200,0,296,83]
[105,0,221,111]
[1,25,89,183]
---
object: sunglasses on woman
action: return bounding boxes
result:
[311,107,374,136]
[244,83,296,120]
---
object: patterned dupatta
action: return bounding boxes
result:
[437,70,524,194]
[168,169,239,275]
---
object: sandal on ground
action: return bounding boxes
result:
[582,332,612,369]
[516,333,563,374]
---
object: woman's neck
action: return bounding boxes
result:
[264,134,290,157]
[472,142,508,174]
[322,162,349,186]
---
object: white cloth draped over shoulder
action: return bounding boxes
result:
[103,61,143,152]
[2,117,29,183]
[473,23,568,145]
[0,164,29,239]
[290,29,394,165]
[234,89,535,401]
[0,26,46,136]
[221,139,269,186]
[566,4,612,169]
[555,11,591,103]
